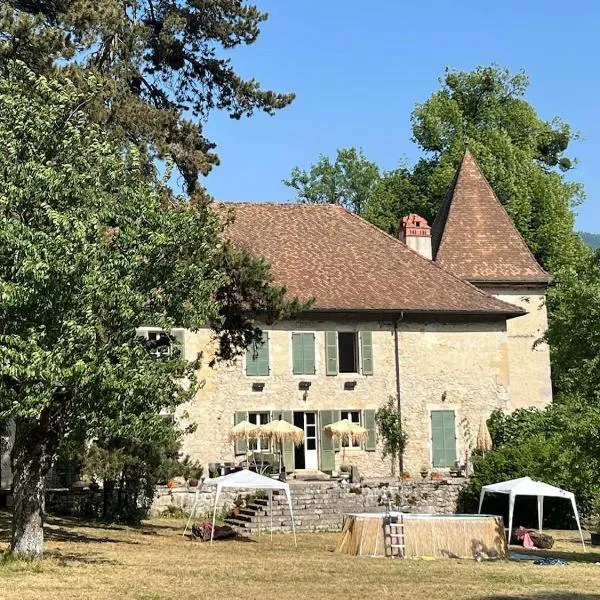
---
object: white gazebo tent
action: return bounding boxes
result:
[206,469,297,547]
[478,476,585,550]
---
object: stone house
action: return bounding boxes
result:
[0,151,552,486]
[148,150,551,478]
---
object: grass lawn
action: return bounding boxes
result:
[1,510,600,600]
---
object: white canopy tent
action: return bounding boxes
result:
[478,476,585,551]
[205,469,297,546]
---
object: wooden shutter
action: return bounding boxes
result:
[360,331,373,375]
[292,333,315,375]
[319,410,337,472]
[172,328,186,360]
[431,410,457,467]
[325,331,338,376]
[292,333,303,375]
[234,411,248,455]
[303,333,315,374]
[281,410,295,472]
[246,333,269,376]
[363,409,377,451]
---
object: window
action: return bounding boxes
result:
[325,331,373,376]
[246,332,269,376]
[292,333,315,375]
[136,327,185,360]
[340,410,361,447]
[338,333,358,373]
[248,412,270,452]
[431,410,457,467]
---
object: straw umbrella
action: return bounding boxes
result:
[324,418,368,467]
[228,420,261,467]
[258,419,304,475]
[476,418,493,455]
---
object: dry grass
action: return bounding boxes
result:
[1,510,600,600]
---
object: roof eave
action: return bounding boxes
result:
[299,307,526,318]
[469,278,550,287]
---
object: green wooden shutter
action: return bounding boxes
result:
[246,333,269,376]
[431,410,456,467]
[246,344,258,376]
[292,333,303,375]
[319,410,337,472]
[234,411,248,455]
[303,333,315,374]
[360,331,373,375]
[172,328,186,361]
[325,331,338,376]
[281,410,295,472]
[363,409,377,451]
[293,333,315,375]
[257,333,269,376]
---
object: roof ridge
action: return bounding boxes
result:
[338,206,524,311]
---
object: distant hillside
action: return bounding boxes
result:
[580,232,600,249]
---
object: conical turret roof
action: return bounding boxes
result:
[431,150,548,284]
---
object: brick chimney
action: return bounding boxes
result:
[399,214,432,260]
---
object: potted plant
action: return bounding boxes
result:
[401,470,412,482]
[420,465,429,479]
[430,471,443,481]
[233,494,244,516]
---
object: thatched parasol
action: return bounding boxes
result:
[476,418,493,454]
[258,419,305,447]
[258,419,304,475]
[324,418,368,466]
[228,420,260,443]
[228,420,261,467]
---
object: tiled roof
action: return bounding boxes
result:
[431,150,549,284]
[223,202,523,316]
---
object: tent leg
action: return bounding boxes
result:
[507,492,515,545]
[269,490,273,543]
[287,491,297,548]
[570,496,586,552]
[537,495,544,532]
[478,490,485,514]
[210,489,220,546]
[183,496,197,538]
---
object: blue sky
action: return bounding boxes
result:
[202,0,600,232]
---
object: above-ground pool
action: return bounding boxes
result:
[336,512,507,559]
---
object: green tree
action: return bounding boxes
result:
[410,65,584,273]
[284,148,381,214]
[0,61,294,557]
[375,396,407,477]
[0,0,294,193]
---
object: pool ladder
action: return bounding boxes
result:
[386,513,406,559]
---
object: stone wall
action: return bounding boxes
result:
[150,478,467,532]
[177,315,512,476]
[483,285,552,410]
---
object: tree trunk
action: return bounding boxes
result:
[10,415,58,558]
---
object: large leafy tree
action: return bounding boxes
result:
[0,0,294,193]
[410,65,584,273]
[0,61,293,557]
[283,148,381,215]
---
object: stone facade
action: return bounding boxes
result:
[480,285,552,410]
[175,313,515,477]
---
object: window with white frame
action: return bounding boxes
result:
[136,327,185,360]
[248,412,270,452]
[340,410,361,448]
